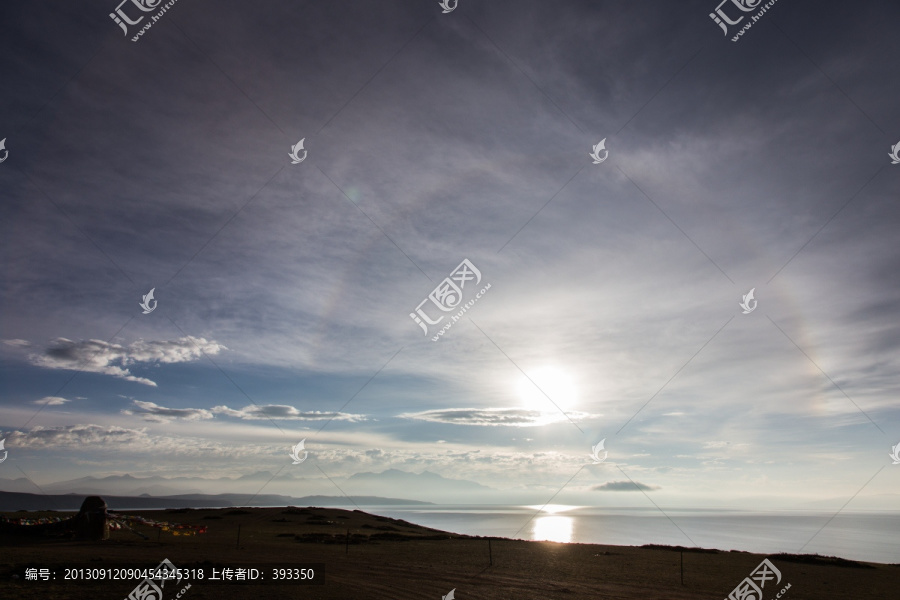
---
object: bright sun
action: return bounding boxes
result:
[516,367,578,412]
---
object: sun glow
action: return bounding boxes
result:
[516,367,579,412]
[526,504,579,515]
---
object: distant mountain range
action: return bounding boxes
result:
[3,470,897,511]
[1,473,896,511]
[346,468,492,493]
[0,490,432,512]
[0,468,499,506]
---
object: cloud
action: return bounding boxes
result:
[33,396,71,406]
[28,337,226,386]
[399,407,596,427]
[116,400,367,423]
[124,338,227,364]
[4,424,269,458]
[592,480,661,492]
[3,339,31,347]
[123,400,215,422]
[702,441,730,449]
[7,424,150,449]
[211,404,366,421]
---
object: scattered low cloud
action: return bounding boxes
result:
[7,424,150,449]
[32,396,71,406]
[116,400,367,422]
[27,337,226,386]
[4,424,268,458]
[3,339,31,347]
[703,441,730,449]
[399,407,597,427]
[123,400,215,422]
[592,480,661,492]
[211,404,366,421]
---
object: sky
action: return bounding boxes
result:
[1,0,899,518]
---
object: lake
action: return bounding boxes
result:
[359,504,900,564]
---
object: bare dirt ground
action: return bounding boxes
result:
[1,506,896,599]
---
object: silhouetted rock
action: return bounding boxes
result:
[72,496,109,541]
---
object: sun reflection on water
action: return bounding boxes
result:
[532,515,574,543]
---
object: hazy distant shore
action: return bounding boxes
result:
[0,490,432,512]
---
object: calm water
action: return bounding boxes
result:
[361,505,900,564]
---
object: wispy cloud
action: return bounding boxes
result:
[5,425,269,458]
[32,396,71,406]
[399,407,598,427]
[211,404,366,421]
[118,400,367,423]
[8,424,150,449]
[26,337,225,386]
[702,441,730,449]
[123,400,215,422]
